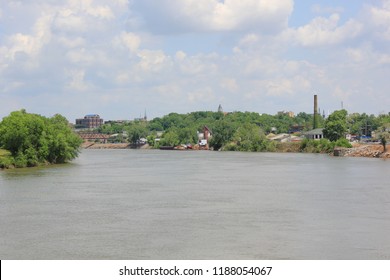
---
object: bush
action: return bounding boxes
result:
[300,138,335,153]
[222,142,238,151]
[0,156,14,169]
[14,152,27,168]
[334,138,352,148]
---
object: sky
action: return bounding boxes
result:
[1,0,390,122]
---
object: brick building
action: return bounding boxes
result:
[76,114,103,129]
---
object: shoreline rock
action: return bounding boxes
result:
[340,144,390,159]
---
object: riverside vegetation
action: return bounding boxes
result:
[0,110,82,168]
[1,109,390,168]
[99,110,389,153]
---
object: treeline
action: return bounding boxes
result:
[97,111,321,150]
[0,110,82,168]
[2,109,388,169]
[97,110,390,152]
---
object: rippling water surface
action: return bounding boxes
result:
[1,149,390,259]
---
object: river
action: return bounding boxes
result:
[1,149,389,259]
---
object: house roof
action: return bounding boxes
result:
[304,128,324,135]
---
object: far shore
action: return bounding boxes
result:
[81,141,390,159]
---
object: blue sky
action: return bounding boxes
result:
[1,0,389,122]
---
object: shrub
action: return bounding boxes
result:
[334,138,352,148]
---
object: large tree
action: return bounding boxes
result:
[0,110,82,167]
[209,120,236,150]
[323,109,348,142]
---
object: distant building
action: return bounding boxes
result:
[134,110,148,122]
[198,126,212,148]
[278,111,295,118]
[76,114,104,129]
[267,133,303,143]
[304,128,324,140]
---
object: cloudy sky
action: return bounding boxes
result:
[1,0,390,122]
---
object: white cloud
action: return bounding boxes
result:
[287,14,363,47]
[136,0,293,33]
[57,36,86,48]
[54,11,88,33]
[220,78,239,93]
[4,13,53,61]
[67,0,114,19]
[114,32,141,53]
[346,44,390,66]
[175,51,187,61]
[137,50,170,73]
[366,0,390,40]
[187,87,215,103]
[66,68,91,91]
[1,0,390,120]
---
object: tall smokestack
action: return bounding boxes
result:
[313,94,318,129]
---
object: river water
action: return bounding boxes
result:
[1,149,389,259]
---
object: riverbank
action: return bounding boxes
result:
[342,143,390,159]
[81,141,390,159]
[81,142,150,149]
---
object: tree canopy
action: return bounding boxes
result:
[0,110,82,168]
[323,109,348,142]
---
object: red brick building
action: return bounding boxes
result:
[76,114,103,129]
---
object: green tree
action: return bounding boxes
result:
[126,122,148,145]
[159,130,180,146]
[232,123,271,152]
[0,110,82,167]
[209,120,236,150]
[178,127,197,144]
[380,134,388,152]
[323,109,348,142]
[377,123,390,152]
[46,114,83,164]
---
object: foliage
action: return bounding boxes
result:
[334,138,352,148]
[159,130,180,147]
[376,122,390,152]
[209,120,236,150]
[347,113,379,136]
[323,109,348,141]
[177,127,198,145]
[300,138,335,153]
[224,123,275,152]
[98,122,127,134]
[380,134,388,152]
[126,122,148,145]
[0,149,13,168]
[299,138,351,154]
[0,110,82,168]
